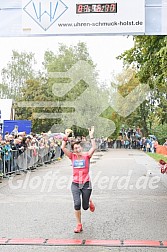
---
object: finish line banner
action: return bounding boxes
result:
[22,0,145,35]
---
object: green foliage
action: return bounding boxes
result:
[15,42,111,135]
[100,106,122,139]
[150,123,167,144]
[147,153,167,163]
[1,50,36,99]
[0,83,9,98]
[7,37,167,138]
[108,67,148,136]
[117,35,167,136]
[44,42,96,72]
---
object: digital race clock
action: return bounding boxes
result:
[76,3,117,14]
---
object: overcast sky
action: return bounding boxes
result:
[0,35,134,84]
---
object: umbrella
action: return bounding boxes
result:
[50,132,66,139]
[148,135,156,139]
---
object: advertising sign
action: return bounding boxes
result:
[22,0,145,35]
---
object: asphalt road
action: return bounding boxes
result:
[0,148,167,252]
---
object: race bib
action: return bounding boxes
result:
[73,159,85,169]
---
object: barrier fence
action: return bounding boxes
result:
[0,145,61,178]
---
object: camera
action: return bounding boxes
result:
[65,128,73,137]
[68,132,73,137]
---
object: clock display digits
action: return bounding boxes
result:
[76,3,117,14]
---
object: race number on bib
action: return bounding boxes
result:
[73,160,85,169]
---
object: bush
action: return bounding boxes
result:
[151,123,167,145]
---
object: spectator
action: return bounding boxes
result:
[4,132,9,141]
[154,139,159,153]
[11,125,18,137]
[163,139,167,147]
[146,139,151,152]
[3,140,12,173]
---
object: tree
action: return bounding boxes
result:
[15,42,114,136]
[0,83,9,98]
[117,35,167,135]
[104,68,146,134]
[1,50,36,99]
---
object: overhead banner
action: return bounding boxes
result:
[22,0,145,35]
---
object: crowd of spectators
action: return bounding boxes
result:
[0,126,166,180]
[106,126,163,153]
[0,131,62,177]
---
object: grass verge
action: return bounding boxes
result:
[147,153,167,163]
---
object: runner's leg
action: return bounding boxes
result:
[82,181,92,210]
[71,182,82,224]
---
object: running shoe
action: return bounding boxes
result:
[74,223,83,233]
[89,199,95,212]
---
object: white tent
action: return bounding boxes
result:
[0,99,14,123]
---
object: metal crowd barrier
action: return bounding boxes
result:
[0,145,61,178]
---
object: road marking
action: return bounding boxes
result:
[0,238,166,247]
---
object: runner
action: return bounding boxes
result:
[61,126,96,233]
